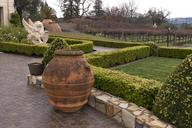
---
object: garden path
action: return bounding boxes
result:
[93,46,119,53]
[0,53,123,128]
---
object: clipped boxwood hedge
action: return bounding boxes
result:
[93,66,162,110]
[0,42,48,56]
[158,46,192,59]
[153,54,192,127]
[0,40,93,56]
[85,46,150,68]
[48,37,82,44]
[71,42,93,53]
[93,40,158,56]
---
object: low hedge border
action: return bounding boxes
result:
[85,46,150,68]
[48,37,83,44]
[0,42,48,56]
[158,46,192,59]
[93,66,162,110]
[92,40,158,56]
[0,40,93,56]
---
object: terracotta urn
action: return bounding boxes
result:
[42,19,62,33]
[42,50,94,112]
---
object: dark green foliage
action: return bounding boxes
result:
[93,0,104,17]
[0,27,27,42]
[42,38,71,66]
[60,0,80,19]
[40,2,56,19]
[86,46,150,68]
[153,54,192,127]
[10,13,21,27]
[158,46,192,59]
[0,42,48,56]
[93,66,161,109]
[14,0,42,21]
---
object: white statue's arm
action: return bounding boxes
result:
[22,18,36,33]
[28,19,35,27]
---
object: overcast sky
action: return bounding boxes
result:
[46,0,192,18]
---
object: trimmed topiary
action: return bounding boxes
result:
[42,38,71,66]
[93,66,161,110]
[85,46,150,68]
[153,54,192,128]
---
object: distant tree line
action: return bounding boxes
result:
[13,0,171,27]
[58,0,171,26]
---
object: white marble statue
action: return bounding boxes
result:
[22,18,49,44]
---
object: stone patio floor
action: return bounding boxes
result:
[0,53,123,128]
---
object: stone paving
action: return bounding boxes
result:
[0,53,123,128]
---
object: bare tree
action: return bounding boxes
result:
[105,7,121,17]
[146,7,170,25]
[104,6,123,22]
[119,0,138,19]
[80,0,92,16]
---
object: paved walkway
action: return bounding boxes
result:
[0,53,123,128]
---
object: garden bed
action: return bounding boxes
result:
[1,26,191,127]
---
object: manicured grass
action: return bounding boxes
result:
[113,57,183,82]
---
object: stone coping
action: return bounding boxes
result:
[27,75,174,128]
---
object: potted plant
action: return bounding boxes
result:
[28,62,44,76]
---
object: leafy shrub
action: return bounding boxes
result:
[93,66,161,109]
[158,46,192,59]
[0,27,27,42]
[10,13,21,27]
[85,46,150,68]
[153,54,192,127]
[42,38,71,66]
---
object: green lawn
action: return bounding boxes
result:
[113,57,183,82]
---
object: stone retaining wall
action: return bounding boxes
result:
[27,75,174,128]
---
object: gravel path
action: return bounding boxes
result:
[0,53,123,128]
